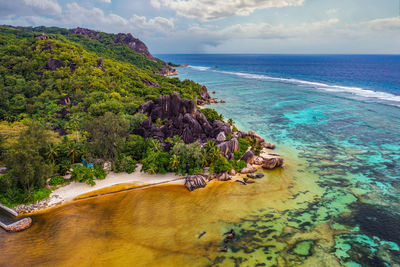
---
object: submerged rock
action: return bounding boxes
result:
[185,175,207,192]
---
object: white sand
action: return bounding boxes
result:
[48,164,184,205]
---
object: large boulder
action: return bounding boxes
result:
[240,163,257,174]
[241,150,255,164]
[218,138,239,159]
[47,59,65,71]
[261,142,276,149]
[185,175,207,192]
[262,157,284,170]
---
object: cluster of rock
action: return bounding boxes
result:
[136,92,284,192]
[69,27,101,40]
[134,92,232,146]
[0,217,32,232]
[14,195,63,214]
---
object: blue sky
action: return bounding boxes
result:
[0,0,399,54]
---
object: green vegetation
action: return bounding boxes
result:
[0,26,249,207]
[49,176,69,186]
[201,108,224,123]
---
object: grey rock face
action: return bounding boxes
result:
[185,175,207,192]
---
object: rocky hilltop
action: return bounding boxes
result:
[69,27,177,76]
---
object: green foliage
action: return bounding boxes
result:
[141,151,171,174]
[235,138,250,160]
[113,154,137,174]
[32,188,52,203]
[210,156,233,174]
[85,112,129,161]
[170,141,203,175]
[70,165,95,186]
[4,122,54,200]
[49,176,68,186]
[230,160,247,172]
[129,113,147,132]
[201,108,224,123]
[94,165,107,180]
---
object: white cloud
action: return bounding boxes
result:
[364,17,400,31]
[151,0,305,20]
[23,0,62,14]
[98,0,112,3]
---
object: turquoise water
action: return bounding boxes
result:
[158,55,400,266]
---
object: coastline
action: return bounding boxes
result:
[14,146,279,215]
[14,165,185,215]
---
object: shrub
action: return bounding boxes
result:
[171,141,203,175]
[234,138,250,160]
[210,156,233,174]
[32,188,52,203]
[94,165,107,180]
[201,108,224,123]
[71,165,95,186]
[230,160,247,172]
[141,151,171,174]
[113,155,137,174]
[49,176,68,186]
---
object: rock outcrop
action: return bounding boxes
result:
[69,27,101,40]
[241,150,255,164]
[134,92,233,146]
[47,59,65,71]
[114,33,154,60]
[262,157,284,170]
[185,175,207,191]
[218,138,239,160]
[197,86,217,105]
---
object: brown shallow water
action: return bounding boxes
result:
[0,149,331,266]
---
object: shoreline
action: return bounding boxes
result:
[14,165,186,215]
[13,146,280,216]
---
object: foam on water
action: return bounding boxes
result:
[189,66,400,106]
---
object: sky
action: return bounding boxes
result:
[0,0,399,54]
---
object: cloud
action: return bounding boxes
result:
[151,0,305,20]
[0,0,62,17]
[23,0,62,14]
[98,0,112,3]
[364,17,400,31]
[185,18,340,47]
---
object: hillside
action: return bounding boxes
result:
[0,26,266,208]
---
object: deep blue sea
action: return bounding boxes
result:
[158,54,400,266]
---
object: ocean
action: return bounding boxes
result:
[158,54,400,266]
[1,55,399,266]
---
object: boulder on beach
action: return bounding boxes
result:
[240,163,257,174]
[262,157,284,170]
[241,150,255,164]
[185,175,207,192]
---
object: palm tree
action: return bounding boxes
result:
[67,142,80,164]
[170,154,180,170]
[69,114,81,142]
[147,165,157,175]
[46,143,58,164]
